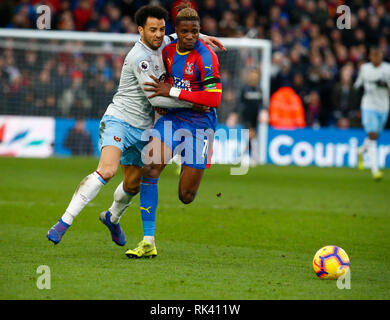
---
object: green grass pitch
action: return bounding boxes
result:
[0,157,389,300]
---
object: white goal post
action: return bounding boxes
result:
[0,29,271,164]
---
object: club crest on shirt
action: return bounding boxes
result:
[185,62,193,75]
[139,60,150,72]
[114,136,121,142]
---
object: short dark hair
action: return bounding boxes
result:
[369,45,381,53]
[134,5,169,28]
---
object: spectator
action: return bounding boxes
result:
[52,62,71,95]
[22,50,38,83]
[6,74,25,115]
[3,52,23,114]
[305,90,321,128]
[289,0,306,25]
[237,68,263,162]
[105,2,122,33]
[7,1,35,28]
[89,55,112,80]
[64,119,94,156]
[57,10,75,30]
[201,15,218,37]
[58,70,91,117]
[291,72,309,105]
[97,16,111,32]
[171,0,198,26]
[0,0,15,28]
[366,14,382,46]
[0,59,8,114]
[31,70,57,116]
[306,51,324,90]
[269,87,306,129]
[119,0,148,18]
[271,54,292,92]
[120,16,138,34]
[73,0,93,31]
[236,68,263,130]
[330,65,361,129]
[218,87,237,125]
[92,78,116,118]
[199,0,222,22]
[218,10,239,37]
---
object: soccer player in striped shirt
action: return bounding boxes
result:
[125,7,222,258]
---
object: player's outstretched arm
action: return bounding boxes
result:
[148,91,193,109]
[354,66,364,89]
[201,36,226,51]
[144,75,222,108]
[170,86,222,107]
[133,60,192,109]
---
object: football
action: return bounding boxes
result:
[313,245,350,280]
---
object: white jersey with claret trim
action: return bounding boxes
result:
[104,34,192,130]
[354,62,390,112]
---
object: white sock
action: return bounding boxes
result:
[108,181,134,224]
[143,236,155,245]
[368,139,378,174]
[359,137,370,154]
[61,171,107,225]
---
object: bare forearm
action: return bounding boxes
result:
[148,95,192,109]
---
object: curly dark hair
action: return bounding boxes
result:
[134,5,169,28]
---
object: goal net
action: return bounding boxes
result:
[0,29,271,162]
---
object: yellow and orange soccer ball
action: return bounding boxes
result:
[313,245,350,279]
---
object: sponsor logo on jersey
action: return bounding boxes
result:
[114,136,121,142]
[173,76,191,91]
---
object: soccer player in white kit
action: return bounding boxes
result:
[354,47,390,181]
[47,5,224,245]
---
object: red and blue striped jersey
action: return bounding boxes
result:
[162,38,222,129]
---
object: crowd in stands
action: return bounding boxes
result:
[1,0,390,129]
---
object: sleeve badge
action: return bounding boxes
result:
[139,60,150,72]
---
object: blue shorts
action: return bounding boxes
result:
[150,113,214,169]
[362,109,389,134]
[99,115,146,167]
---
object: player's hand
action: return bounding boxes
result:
[202,36,227,52]
[192,104,210,112]
[144,74,172,98]
[154,107,168,116]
